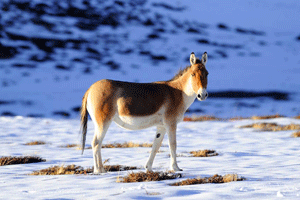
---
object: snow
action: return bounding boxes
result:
[1,116,300,199]
[1,0,300,199]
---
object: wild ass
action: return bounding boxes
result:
[80,52,208,173]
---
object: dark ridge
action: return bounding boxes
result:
[187,28,201,34]
[186,108,205,113]
[197,39,243,49]
[55,65,71,71]
[209,91,289,101]
[115,1,125,7]
[0,43,18,59]
[148,33,159,39]
[236,28,265,36]
[151,54,167,61]
[6,32,87,53]
[1,112,16,117]
[215,50,228,58]
[31,17,54,31]
[217,23,229,30]
[139,51,151,55]
[152,3,186,11]
[83,67,92,74]
[117,49,133,54]
[258,41,267,46]
[143,19,155,26]
[155,28,165,33]
[12,64,36,69]
[72,106,81,112]
[170,18,184,28]
[53,111,70,118]
[0,100,15,105]
[87,47,101,55]
[106,61,120,70]
[234,102,260,108]
[27,114,44,118]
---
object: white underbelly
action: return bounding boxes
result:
[113,112,164,130]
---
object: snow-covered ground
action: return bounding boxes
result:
[1,116,300,199]
[1,0,300,118]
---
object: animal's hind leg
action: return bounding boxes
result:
[145,126,166,172]
[92,120,112,174]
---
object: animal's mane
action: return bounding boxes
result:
[168,58,202,82]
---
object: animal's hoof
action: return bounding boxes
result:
[145,165,153,172]
[93,168,106,174]
[171,166,183,172]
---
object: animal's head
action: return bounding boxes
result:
[189,52,209,101]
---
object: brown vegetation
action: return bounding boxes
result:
[291,131,300,138]
[171,174,245,186]
[30,164,138,175]
[119,171,182,183]
[251,114,284,120]
[62,144,79,148]
[240,123,300,131]
[25,141,46,145]
[183,114,285,122]
[230,114,284,121]
[184,115,220,122]
[190,149,219,157]
[0,156,45,166]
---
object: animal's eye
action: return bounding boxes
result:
[191,73,195,76]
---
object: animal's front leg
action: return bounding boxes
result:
[167,123,182,172]
[145,126,166,172]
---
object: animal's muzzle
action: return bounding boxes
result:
[197,90,208,101]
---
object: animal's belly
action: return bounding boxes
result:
[113,113,163,130]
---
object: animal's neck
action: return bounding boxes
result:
[167,73,197,110]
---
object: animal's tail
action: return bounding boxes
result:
[80,89,89,155]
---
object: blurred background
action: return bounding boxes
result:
[1,0,299,119]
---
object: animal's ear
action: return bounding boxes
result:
[190,52,196,65]
[201,52,207,66]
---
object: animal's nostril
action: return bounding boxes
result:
[197,94,201,98]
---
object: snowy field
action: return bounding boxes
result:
[1,116,300,199]
[1,0,300,199]
[1,0,300,118]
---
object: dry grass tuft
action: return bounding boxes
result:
[240,123,300,131]
[59,144,92,150]
[30,164,137,175]
[30,165,92,175]
[0,156,46,166]
[171,174,245,186]
[251,114,284,120]
[62,144,79,148]
[190,150,219,157]
[25,141,46,145]
[291,131,300,138]
[295,115,300,119]
[230,114,284,121]
[102,142,152,148]
[184,115,220,122]
[119,171,182,183]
